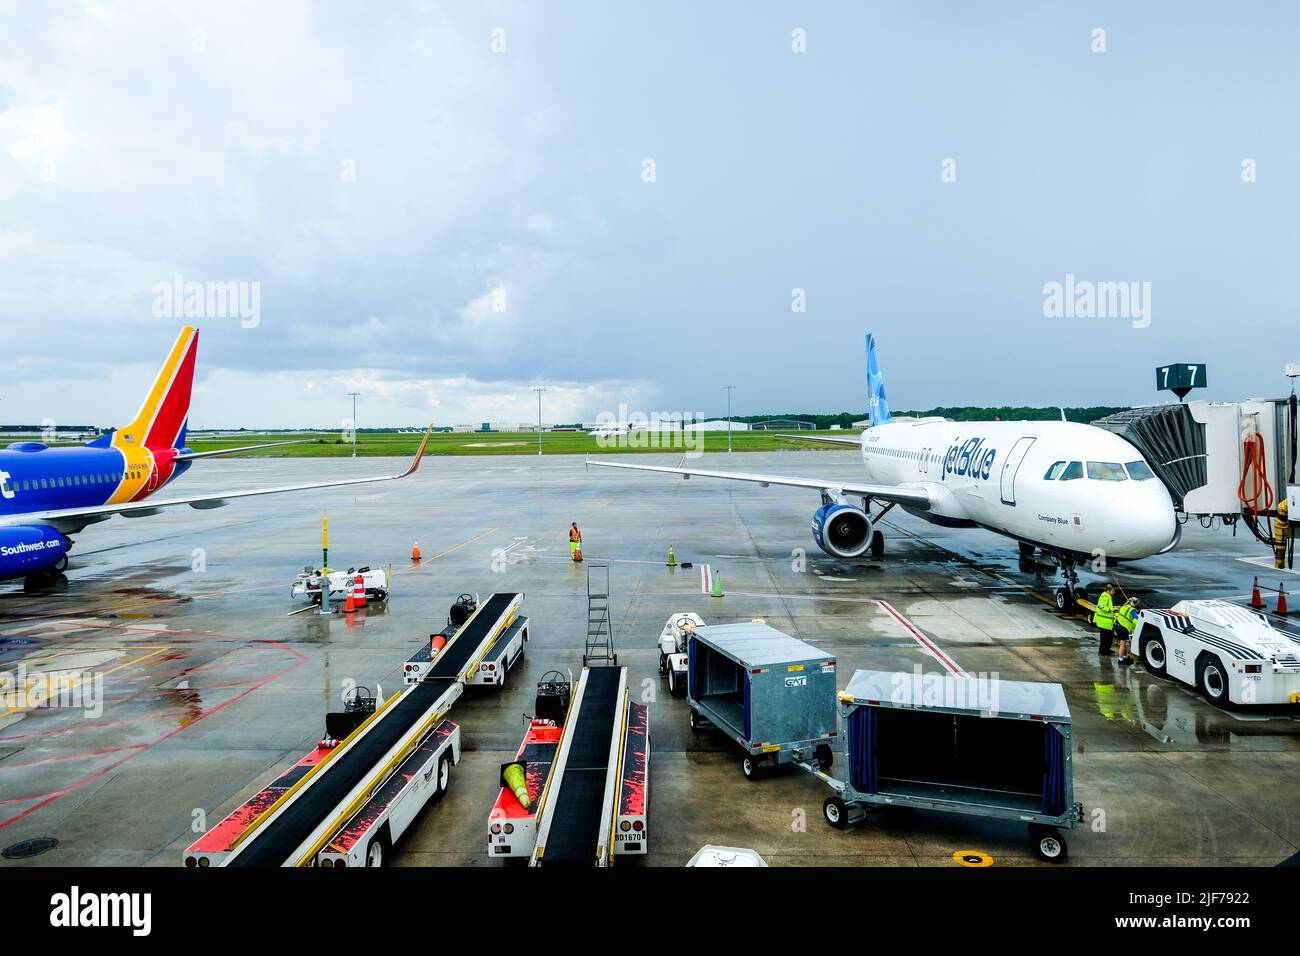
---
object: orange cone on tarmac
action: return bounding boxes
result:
[344,586,356,613]
[1278,583,1289,617]
[1251,576,1265,609]
[353,574,367,608]
[412,540,422,562]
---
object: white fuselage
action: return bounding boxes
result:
[858,418,1177,560]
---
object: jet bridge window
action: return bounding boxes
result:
[1059,461,1084,481]
[1125,461,1155,481]
[1043,461,1067,480]
[1086,461,1127,481]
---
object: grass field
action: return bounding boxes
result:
[185,430,853,457]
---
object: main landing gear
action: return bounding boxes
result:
[21,546,70,594]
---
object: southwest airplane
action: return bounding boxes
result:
[0,326,430,592]
[591,333,1179,609]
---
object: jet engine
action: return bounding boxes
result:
[811,503,873,558]
[0,525,69,580]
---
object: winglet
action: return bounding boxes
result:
[399,424,434,477]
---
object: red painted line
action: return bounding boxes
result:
[877,600,968,677]
[0,745,146,772]
[0,640,307,830]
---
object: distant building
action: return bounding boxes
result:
[684,420,750,432]
[749,419,814,431]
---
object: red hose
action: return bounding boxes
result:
[1238,434,1274,515]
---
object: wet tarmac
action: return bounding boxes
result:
[0,451,1296,867]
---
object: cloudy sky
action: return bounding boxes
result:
[2,1,1297,429]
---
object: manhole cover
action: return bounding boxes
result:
[3,837,58,859]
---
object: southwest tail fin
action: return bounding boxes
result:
[865,332,892,427]
[122,326,199,451]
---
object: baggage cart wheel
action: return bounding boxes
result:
[815,744,834,772]
[1030,825,1067,863]
[431,754,452,803]
[741,754,763,781]
[823,796,849,830]
[1141,632,1167,676]
[688,709,701,732]
[658,653,667,676]
[668,668,685,697]
[366,827,391,868]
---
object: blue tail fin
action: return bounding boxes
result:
[866,333,892,427]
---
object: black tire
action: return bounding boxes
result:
[823,796,848,830]
[431,754,452,803]
[741,754,763,781]
[658,653,667,676]
[1031,826,1067,863]
[870,530,885,557]
[815,744,834,772]
[1073,588,1088,604]
[668,668,685,698]
[688,709,701,732]
[1197,655,1230,705]
[1054,588,1071,611]
[1141,630,1167,676]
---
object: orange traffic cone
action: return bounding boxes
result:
[412,540,422,562]
[1251,576,1265,609]
[1277,583,1289,617]
[353,574,367,608]
[344,587,356,613]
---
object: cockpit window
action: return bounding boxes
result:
[1087,461,1127,481]
[1125,461,1154,481]
[1059,461,1084,481]
[1043,461,1067,480]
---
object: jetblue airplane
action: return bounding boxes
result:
[590,333,1179,609]
[0,326,430,592]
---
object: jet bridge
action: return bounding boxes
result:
[1095,398,1299,552]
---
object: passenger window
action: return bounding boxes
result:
[1043,461,1067,480]
[1059,461,1084,481]
[1087,461,1127,481]
[1125,461,1154,481]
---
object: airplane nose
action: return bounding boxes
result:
[1112,483,1178,557]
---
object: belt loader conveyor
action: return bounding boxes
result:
[527,666,650,866]
[187,592,524,867]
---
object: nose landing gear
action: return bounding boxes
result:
[1048,554,1087,611]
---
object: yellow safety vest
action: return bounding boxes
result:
[1115,603,1138,633]
[1091,591,1116,628]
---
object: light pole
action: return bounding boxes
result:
[347,392,360,458]
[532,386,546,456]
[723,385,735,453]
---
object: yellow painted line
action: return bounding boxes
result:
[394,527,498,574]
[0,645,169,716]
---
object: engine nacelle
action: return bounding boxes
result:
[811,503,873,558]
[0,526,69,580]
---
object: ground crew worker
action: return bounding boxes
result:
[1114,596,1140,666]
[569,522,582,561]
[1275,499,1290,569]
[1092,583,1119,656]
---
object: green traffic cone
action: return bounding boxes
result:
[667,545,676,567]
[503,762,530,809]
[712,569,724,598]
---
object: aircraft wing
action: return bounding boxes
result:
[7,427,434,534]
[775,433,862,447]
[172,439,316,461]
[586,458,931,509]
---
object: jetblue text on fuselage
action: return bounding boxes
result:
[943,437,996,480]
